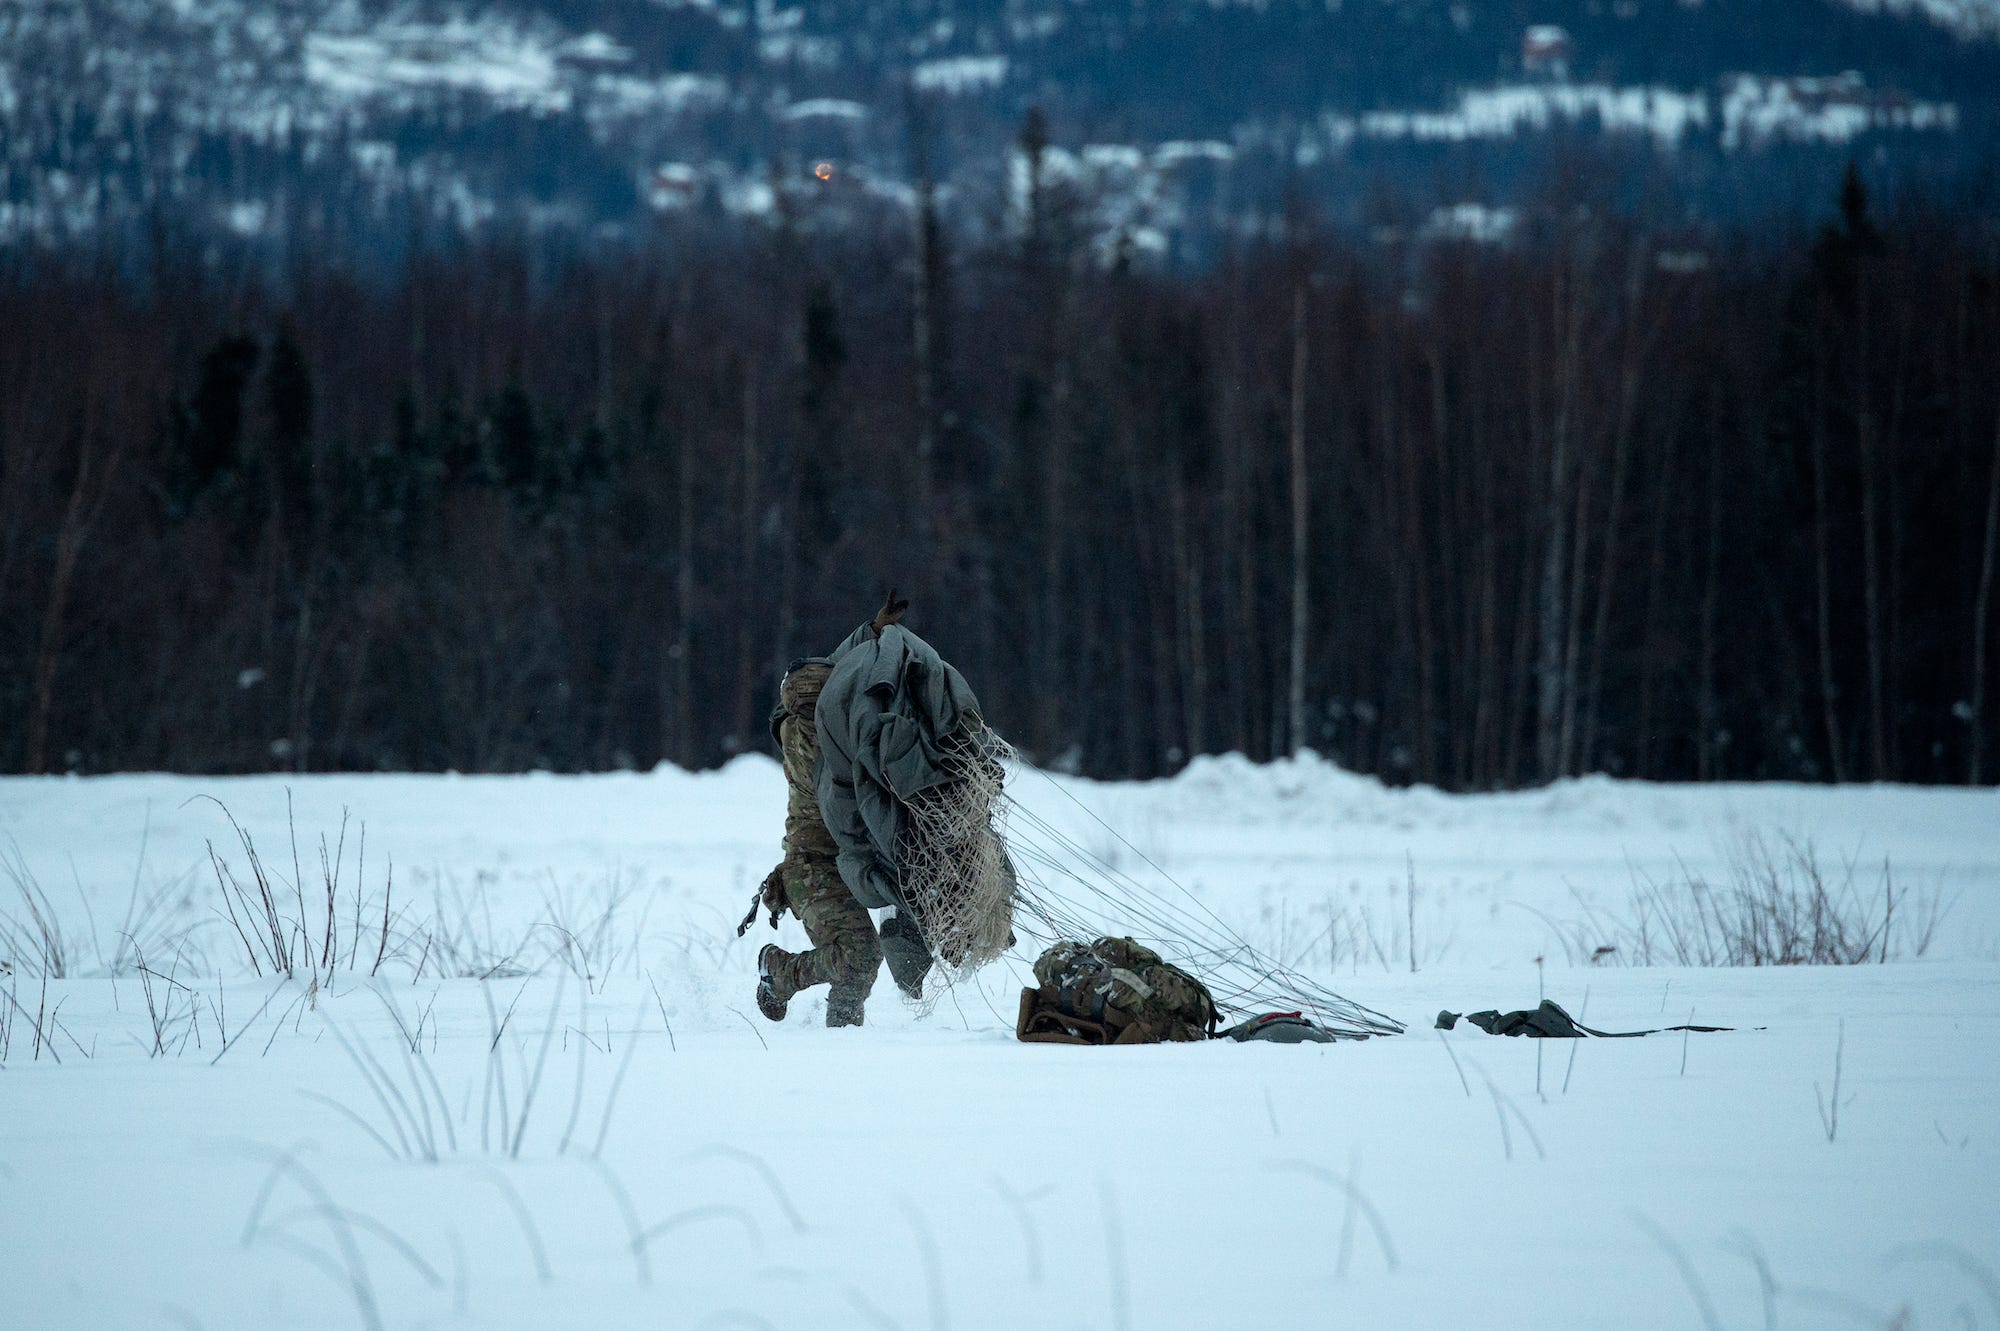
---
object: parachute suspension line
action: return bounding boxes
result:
[1004,821,1278,1005]
[998,764,1405,1038]
[1008,833,1324,1018]
[1004,799,1251,955]
[1001,817,1330,1026]
[1004,813,1398,1034]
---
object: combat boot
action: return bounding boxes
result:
[825,982,866,1027]
[756,943,791,1021]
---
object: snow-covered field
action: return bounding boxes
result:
[2,759,1997,1329]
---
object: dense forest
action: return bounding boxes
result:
[3,157,1997,788]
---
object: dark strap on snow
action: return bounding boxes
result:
[1435,999,1737,1039]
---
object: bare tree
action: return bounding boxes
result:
[1288,282,1310,757]
[1972,407,2000,784]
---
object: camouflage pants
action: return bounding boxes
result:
[765,859,881,1005]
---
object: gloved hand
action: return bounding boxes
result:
[739,865,788,937]
[871,588,910,635]
[758,865,787,922]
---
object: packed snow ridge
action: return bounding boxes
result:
[0,759,1996,1328]
[1309,76,1954,152]
[1834,0,2000,37]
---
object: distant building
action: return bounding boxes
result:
[643,164,700,210]
[1654,249,1711,275]
[1423,203,1519,245]
[556,32,631,72]
[1522,25,1572,81]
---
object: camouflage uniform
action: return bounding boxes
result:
[760,661,881,1025]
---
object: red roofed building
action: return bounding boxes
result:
[1523,25,1572,81]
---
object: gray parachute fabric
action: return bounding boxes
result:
[1218,1012,1359,1044]
[813,619,995,911]
[811,616,1017,995]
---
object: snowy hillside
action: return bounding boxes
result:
[1,760,1996,1327]
[2,0,1995,252]
[1838,0,2000,37]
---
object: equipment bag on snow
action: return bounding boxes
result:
[1015,937,1218,1045]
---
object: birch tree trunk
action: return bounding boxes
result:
[1697,410,1724,781]
[1810,323,1848,782]
[1287,284,1309,756]
[733,363,760,748]
[911,171,938,553]
[1971,407,2000,784]
[675,415,695,766]
[1855,277,1889,779]
[25,432,115,775]
[1535,261,1577,781]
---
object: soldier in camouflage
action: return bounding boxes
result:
[752,656,884,1027]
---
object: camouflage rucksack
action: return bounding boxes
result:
[1015,937,1218,1045]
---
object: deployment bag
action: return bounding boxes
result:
[1217,1011,1354,1044]
[1015,936,1218,1045]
